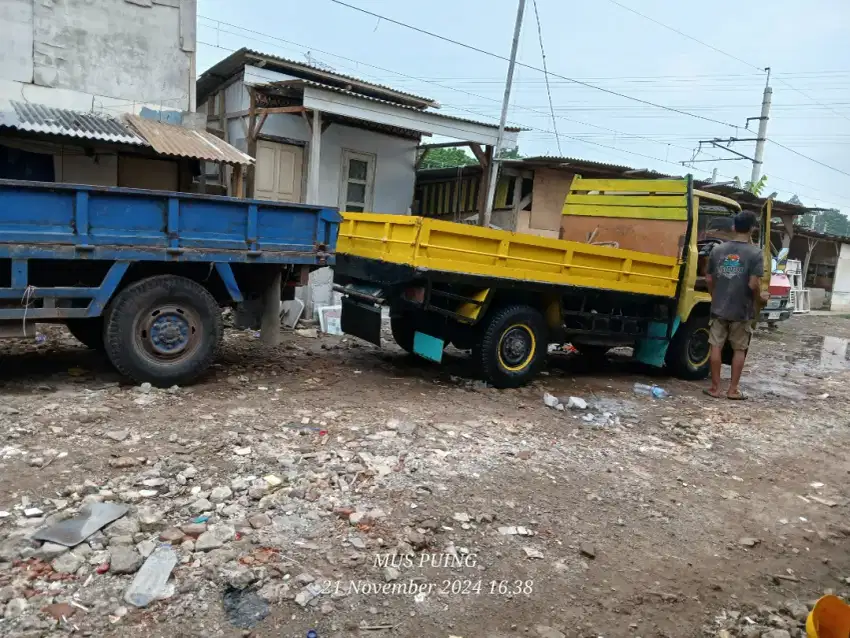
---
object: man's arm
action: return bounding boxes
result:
[749,249,768,303]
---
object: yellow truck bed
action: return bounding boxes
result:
[338,213,682,298]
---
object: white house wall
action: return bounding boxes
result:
[0,0,196,115]
[831,243,850,311]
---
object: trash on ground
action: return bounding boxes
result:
[543,393,565,411]
[124,546,178,608]
[633,382,669,398]
[31,502,128,546]
[566,396,587,410]
[223,586,270,629]
[522,546,544,559]
[498,526,534,536]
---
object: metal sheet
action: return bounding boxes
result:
[124,115,254,165]
[32,502,129,546]
[0,101,147,146]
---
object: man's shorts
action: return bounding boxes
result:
[709,318,752,351]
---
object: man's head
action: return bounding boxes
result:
[733,211,758,235]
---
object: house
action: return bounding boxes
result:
[0,0,251,192]
[196,48,519,311]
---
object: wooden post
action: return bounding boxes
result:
[245,88,258,199]
[260,268,282,345]
[476,145,493,226]
[306,109,322,205]
[509,175,523,231]
[234,164,244,198]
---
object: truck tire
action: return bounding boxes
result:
[390,313,415,353]
[104,275,223,387]
[665,314,711,380]
[65,318,105,351]
[474,305,547,388]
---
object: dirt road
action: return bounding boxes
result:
[1,314,849,638]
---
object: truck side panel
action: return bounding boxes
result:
[339,213,681,298]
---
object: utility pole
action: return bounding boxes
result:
[750,67,772,184]
[481,0,525,227]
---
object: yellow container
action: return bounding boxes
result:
[807,595,850,638]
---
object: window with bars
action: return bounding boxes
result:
[339,149,375,212]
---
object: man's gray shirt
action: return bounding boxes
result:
[708,240,764,321]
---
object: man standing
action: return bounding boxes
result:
[704,211,767,400]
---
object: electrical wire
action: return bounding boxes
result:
[767,139,850,179]
[195,24,850,207]
[324,0,739,129]
[602,0,850,183]
[529,0,560,154]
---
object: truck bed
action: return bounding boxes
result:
[337,213,681,297]
[0,179,340,264]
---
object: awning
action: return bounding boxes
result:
[125,115,254,166]
[0,100,147,146]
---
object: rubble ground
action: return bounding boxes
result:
[1,314,850,638]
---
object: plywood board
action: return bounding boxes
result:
[560,216,687,259]
[529,167,575,232]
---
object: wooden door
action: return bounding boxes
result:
[255,140,303,202]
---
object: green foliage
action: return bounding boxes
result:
[498,146,522,159]
[418,147,478,170]
[733,174,768,196]
[417,146,523,169]
[799,208,850,236]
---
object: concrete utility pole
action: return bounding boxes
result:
[482,0,525,227]
[750,67,772,184]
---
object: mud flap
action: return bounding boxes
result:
[341,297,382,346]
[413,332,444,363]
[634,318,679,367]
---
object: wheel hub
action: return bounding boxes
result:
[137,305,200,361]
[688,328,710,365]
[500,327,532,366]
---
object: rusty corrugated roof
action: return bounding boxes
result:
[125,115,254,165]
[0,101,147,145]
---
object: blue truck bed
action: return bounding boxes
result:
[0,179,340,263]
[0,179,341,386]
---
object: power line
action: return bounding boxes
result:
[601,0,850,183]
[604,0,763,72]
[197,21,727,161]
[767,139,850,179]
[324,0,739,129]
[529,0,560,154]
[196,23,850,208]
[771,77,850,124]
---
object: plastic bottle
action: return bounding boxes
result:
[633,382,669,399]
[124,545,178,607]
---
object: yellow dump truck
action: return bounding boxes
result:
[333,176,772,388]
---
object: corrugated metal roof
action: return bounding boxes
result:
[258,79,524,133]
[125,115,254,165]
[0,100,148,145]
[198,48,436,109]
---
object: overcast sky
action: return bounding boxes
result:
[197,0,850,212]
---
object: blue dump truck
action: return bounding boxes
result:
[0,179,340,386]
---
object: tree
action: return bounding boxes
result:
[418,147,478,170]
[733,174,768,196]
[498,146,522,160]
[417,145,523,169]
[799,208,850,236]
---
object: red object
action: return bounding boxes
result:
[319,430,328,436]
[768,273,791,297]
[96,562,110,574]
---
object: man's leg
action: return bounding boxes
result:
[728,349,747,397]
[727,322,752,398]
[709,345,723,395]
[706,319,726,397]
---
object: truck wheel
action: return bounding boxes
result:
[474,305,547,388]
[104,275,222,387]
[665,314,711,380]
[65,318,105,351]
[390,314,415,353]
